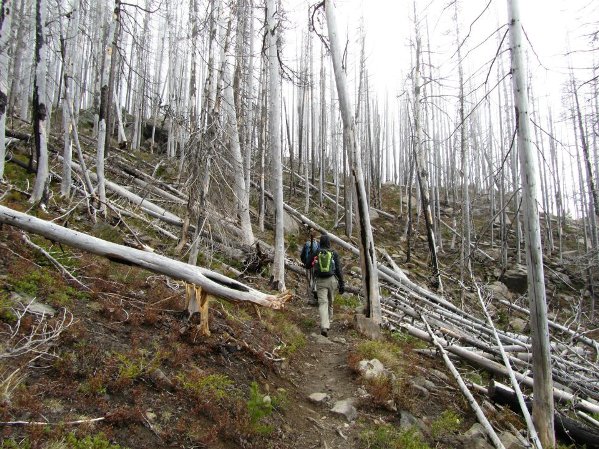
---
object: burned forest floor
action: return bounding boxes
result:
[1,120,597,449]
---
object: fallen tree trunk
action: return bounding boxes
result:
[0,205,288,308]
[383,293,599,402]
[422,316,507,449]
[496,297,599,353]
[490,382,599,449]
[385,313,599,415]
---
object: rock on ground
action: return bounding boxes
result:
[357,359,387,380]
[330,398,358,422]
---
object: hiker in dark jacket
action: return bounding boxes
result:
[300,227,319,306]
[313,233,345,337]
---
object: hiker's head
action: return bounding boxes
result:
[319,233,331,249]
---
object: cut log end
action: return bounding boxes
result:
[269,291,292,309]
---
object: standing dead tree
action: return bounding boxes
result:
[507,0,555,446]
[0,0,11,181]
[266,0,286,291]
[323,0,381,324]
[30,0,50,206]
[412,2,442,291]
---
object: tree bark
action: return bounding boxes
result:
[30,0,49,206]
[223,53,254,246]
[412,5,442,291]
[454,0,471,287]
[507,1,555,446]
[266,0,285,291]
[324,0,381,324]
[0,205,288,308]
[60,0,81,198]
[0,0,12,180]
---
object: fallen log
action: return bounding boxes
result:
[284,167,395,220]
[496,297,599,353]
[385,315,599,415]
[60,157,184,226]
[383,292,599,402]
[422,316,507,449]
[490,382,599,449]
[474,283,542,449]
[112,155,188,202]
[0,205,288,309]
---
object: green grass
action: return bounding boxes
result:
[390,330,427,348]
[431,410,461,438]
[91,222,122,244]
[299,316,317,331]
[178,373,237,400]
[10,269,89,308]
[336,293,362,310]
[0,433,127,449]
[262,310,306,357]
[0,439,32,449]
[64,432,128,449]
[359,424,430,449]
[287,233,299,254]
[355,339,403,371]
[0,292,17,322]
[115,349,164,381]
[3,158,35,191]
[78,377,107,396]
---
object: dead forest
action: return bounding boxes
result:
[0,0,598,448]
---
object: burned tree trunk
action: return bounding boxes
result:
[507,0,555,446]
[324,0,381,324]
[30,0,50,206]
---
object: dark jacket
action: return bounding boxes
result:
[314,234,344,287]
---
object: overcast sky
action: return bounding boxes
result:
[283,0,594,104]
[279,0,596,215]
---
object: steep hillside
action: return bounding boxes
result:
[1,127,597,449]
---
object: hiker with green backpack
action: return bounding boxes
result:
[300,227,320,306]
[311,233,345,338]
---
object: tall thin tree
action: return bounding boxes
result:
[0,0,12,180]
[507,0,555,446]
[324,0,381,323]
[412,3,442,291]
[30,0,50,206]
[266,0,285,291]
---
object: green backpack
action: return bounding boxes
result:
[315,249,335,275]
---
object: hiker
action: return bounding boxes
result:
[300,227,320,305]
[312,233,345,337]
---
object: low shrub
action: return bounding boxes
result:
[246,381,273,435]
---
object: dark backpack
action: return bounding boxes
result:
[300,241,319,268]
[314,249,335,276]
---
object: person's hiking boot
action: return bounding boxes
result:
[321,329,328,338]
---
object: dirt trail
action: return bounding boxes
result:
[282,302,367,449]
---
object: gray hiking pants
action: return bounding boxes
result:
[315,275,338,331]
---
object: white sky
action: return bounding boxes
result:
[283,0,592,103]
[280,0,596,216]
